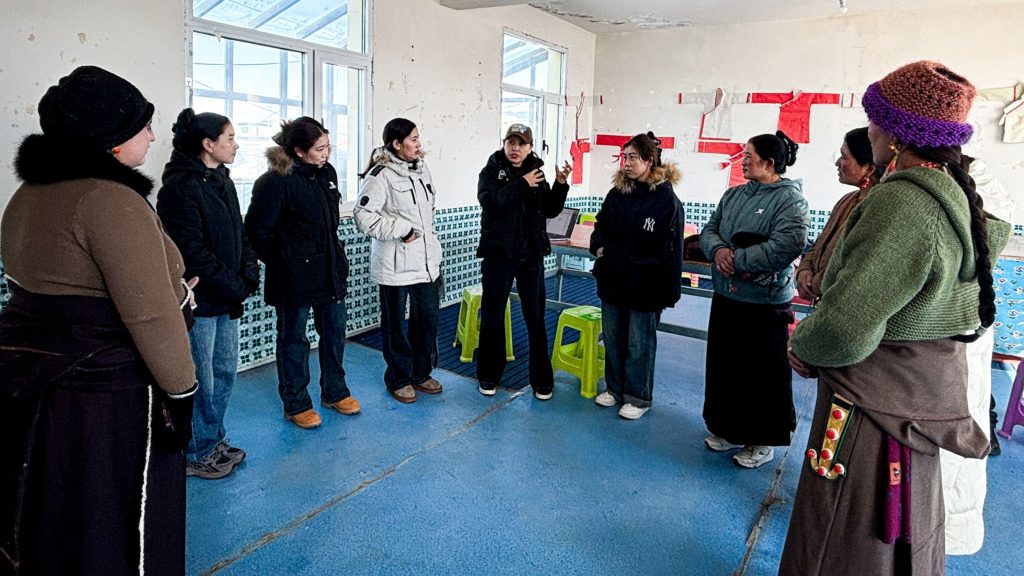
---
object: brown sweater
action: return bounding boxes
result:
[1,179,196,394]
[795,189,868,298]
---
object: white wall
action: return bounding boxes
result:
[0,0,188,213]
[0,0,595,217]
[591,3,1024,223]
[372,0,596,208]
[4,1,1019,220]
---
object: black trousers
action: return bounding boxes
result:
[379,280,440,391]
[477,256,553,392]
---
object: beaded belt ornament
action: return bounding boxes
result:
[806,393,855,480]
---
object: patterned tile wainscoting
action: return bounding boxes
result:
[1,198,1020,367]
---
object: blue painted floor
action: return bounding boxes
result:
[188,297,1024,575]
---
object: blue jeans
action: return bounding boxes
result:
[275,302,352,415]
[380,281,440,391]
[601,301,659,408]
[187,315,239,462]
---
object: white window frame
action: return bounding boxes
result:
[500,29,567,165]
[187,1,373,213]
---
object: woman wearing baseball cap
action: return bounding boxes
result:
[780,61,1011,575]
[475,124,571,399]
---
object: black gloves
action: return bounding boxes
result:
[152,382,197,453]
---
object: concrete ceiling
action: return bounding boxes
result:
[439,0,1013,33]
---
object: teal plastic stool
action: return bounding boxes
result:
[452,285,514,363]
[551,305,604,398]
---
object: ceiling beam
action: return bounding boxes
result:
[248,0,303,29]
[439,0,529,9]
[298,5,349,39]
[193,0,226,18]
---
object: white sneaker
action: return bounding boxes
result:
[733,445,775,468]
[618,404,649,420]
[594,392,617,407]
[704,434,743,452]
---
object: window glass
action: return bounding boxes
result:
[191,32,306,211]
[322,63,364,202]
[193,0,365,53]
[502,34,562,93]
[500,33,565,163]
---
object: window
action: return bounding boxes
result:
[501,32,565,167]
[189,0,370,209]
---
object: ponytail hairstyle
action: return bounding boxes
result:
[909,145,994,341]
[622,131,663,167]
[359,117,418,178]
[748,130,799,174]
[272,116,329,161]
[171,108,230,157]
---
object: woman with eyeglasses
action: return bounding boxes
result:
[589,132,683,420]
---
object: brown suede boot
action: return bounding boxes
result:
[389,385,417,404]
[323,396,362,415]
[285,408,322,429]
[413,378,443,394]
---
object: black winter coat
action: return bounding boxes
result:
[244,147,349,307]
[589,163,684,312]
[477,150,569,261]
[157,150,259,319]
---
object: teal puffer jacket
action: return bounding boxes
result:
[699,178,809,305]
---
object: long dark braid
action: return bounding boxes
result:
[912,145,994,341]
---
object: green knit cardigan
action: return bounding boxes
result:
[790,167,1011,368]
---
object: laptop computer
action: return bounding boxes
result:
[546,207,580,243]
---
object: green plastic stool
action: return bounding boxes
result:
[452,285,514,363]
[551,305,604,398]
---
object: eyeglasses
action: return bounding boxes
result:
[622,153,644,163]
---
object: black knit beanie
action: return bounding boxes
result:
[37,65,154,151]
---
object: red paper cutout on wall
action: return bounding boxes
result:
[570,139,590,185]
[695,141,746,188]
[747,92,840,143]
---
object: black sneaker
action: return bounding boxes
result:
[990,435,1001,457]
[186,451,237,480]
[216,439,247,464]
[478,381,497,396]
[533,388,553,401]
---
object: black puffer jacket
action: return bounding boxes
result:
[157,150,259,319]
[244,147,349,307]
[589,162,684,312]
[476,150,569,260]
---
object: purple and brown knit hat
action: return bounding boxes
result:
[862,60,976,148]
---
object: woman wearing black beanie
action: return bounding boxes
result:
[0,66,195,575]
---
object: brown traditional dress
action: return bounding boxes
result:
[778,339,989,575]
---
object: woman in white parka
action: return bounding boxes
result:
[354,118,444,404]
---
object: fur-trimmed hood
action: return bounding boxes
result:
[367,146,426,178]
[14,133,153,198]
[265,145,296,176]
[612,161,681,194]
[265,145,337,177]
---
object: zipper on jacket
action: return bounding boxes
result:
[411,177,434,282]
[407,177,418,205]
